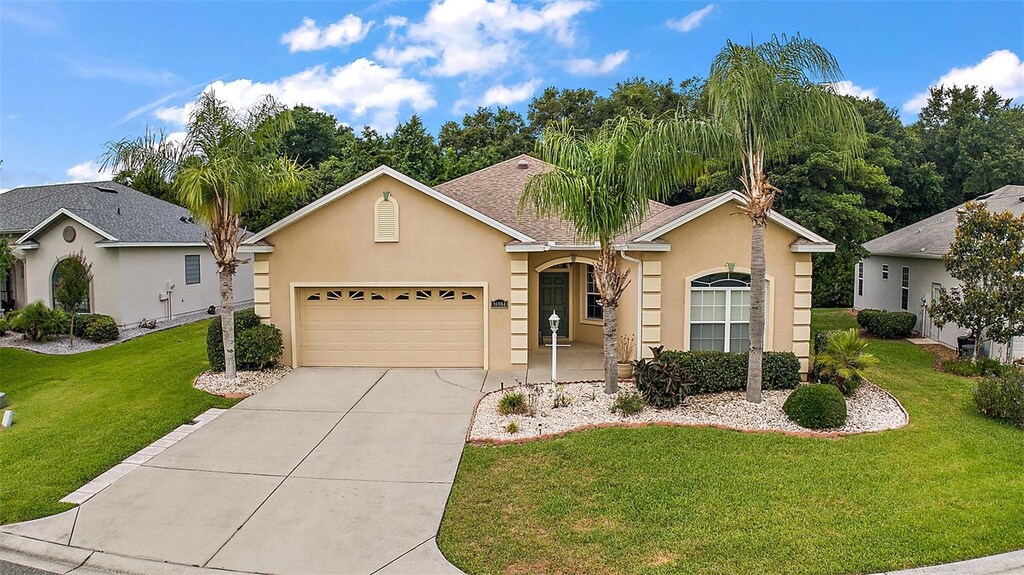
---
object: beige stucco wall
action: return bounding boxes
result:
[643,202,812,367]
[259,174,516,368]
[22,220,122,320]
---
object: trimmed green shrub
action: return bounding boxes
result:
[611,392,645,416]
[497,392,528,415]
[5,309,23,332]
[235,323,283,370]
[207,309,264,371]
[658,350,801,394]
[10,302,67,342]
[72,314,98,338]
[83,315,119,342]
[941,357,1009,378]
[856,309,917,339]
[974,371,1024,427]
[783,384,848,430]
[634,349,692,409]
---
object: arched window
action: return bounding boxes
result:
[690,272,750,352]
[52,258,91,313]
[375,193,399,242]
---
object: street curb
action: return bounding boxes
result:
[869,549,1024,574]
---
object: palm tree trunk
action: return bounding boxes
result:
[747,220,766,403]
[219,269,236,380]
[603,302,619,394]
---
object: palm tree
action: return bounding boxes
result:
[640,34,865,402]
[814,329,879,395]
[103,92,304,380]
[521,116,706,394]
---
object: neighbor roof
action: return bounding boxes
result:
[0,181,210,244]
[863,185,1024,259]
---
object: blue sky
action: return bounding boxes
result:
[2,1,1022,190]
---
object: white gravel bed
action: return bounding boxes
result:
[194,365,291,397]
[469,380,907,442]
[0,302,254,355]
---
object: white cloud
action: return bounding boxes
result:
[479,79,541,106]
[829,80,877,99]
[384,15,407,28]
[375,0,596,77]
[281,15,373,53]
[66,161,115,182]
[903,49,1024,112]
[566,50,628,76]
[153,59,436,133]
[666,4,715,33]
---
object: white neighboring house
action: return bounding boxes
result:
[854,184,1024,362]
[0,181,254,327]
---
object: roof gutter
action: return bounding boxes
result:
[506,242,670,253]
[862,250,944,260]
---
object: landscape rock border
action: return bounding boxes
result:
[467,378,909,445]
[193,365,291,398]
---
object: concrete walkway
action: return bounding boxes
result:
[1,368,483,575]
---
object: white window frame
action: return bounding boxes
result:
[901,266,910,311]
[584,264,603,321]
[689,273,754,353]
[881,264,889,280]
[857,261,864,296]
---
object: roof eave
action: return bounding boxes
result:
[16,208,118,244]
[791,243,836,253]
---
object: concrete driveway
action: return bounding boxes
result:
[2,368,489,575]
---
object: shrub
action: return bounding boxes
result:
[783,384,848,430]
[658,350,801,394]
[5,309,22,332]
[234,323,282,370]
[83,315,119,342]
[497,392,528,415]
[814,329,879,396]
[974,372,1024,427]
[10,302,67,342]
[634,350,692,409]
[72,314,98,338]
[505,421,520,434]
[856,309,917,339]
[0,317,7,336]
[610,392,645,416]
[941,357,1009,378]
[207,309,264,371]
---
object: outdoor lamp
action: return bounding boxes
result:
[549,311,560,334]
[549,310,560,385]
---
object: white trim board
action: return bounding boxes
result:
[247,165,534,244]
[16,208,117,244]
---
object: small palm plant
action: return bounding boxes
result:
[814,329,879,395]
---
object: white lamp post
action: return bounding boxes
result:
[549,310,560,386]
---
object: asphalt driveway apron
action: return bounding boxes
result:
[59,368,483,574]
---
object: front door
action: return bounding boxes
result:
[539,272,569,339]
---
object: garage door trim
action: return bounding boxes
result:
[289,281,489,369]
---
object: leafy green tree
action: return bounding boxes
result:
[104,92,305,379]
[596,76,704,122]
[521,116,706,394]
[913,86,1024,207]
[0,237,14,292]
[928,202,1024,361]
[386,115,442,183]
[53,250,93,348]
[277,105,351,167]
[641,35,865,402]
[439,107,535,180]
[114,160,178,205]
[527,87,599,137]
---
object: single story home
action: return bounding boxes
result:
[242,155,833,374]
[1,181,253,327]
[855,184,1024,361]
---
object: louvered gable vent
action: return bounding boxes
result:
[375,193,399,242]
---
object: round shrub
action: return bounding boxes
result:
[235,323,283,370]
[72,313,98,338]
[207,309,264,370]
[83,315,119,342]
[973,371,1024,428]
[783,384,848,430]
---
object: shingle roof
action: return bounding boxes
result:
[0,181,210,243]
[863,185,1024,258]
[433,154,725,245]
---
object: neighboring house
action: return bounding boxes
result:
[855,184,1024,361]
[0,181,254,327]
[242,155,833,374]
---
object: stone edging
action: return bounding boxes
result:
[466,378,910,446]
[191,372,251,399]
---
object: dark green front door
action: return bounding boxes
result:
[539,272,569,338]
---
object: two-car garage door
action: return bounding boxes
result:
[297,287,484,367]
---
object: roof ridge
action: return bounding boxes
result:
[434,153,547,190]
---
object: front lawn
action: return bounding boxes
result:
[0,321,235,525]
[438,309,1024,575]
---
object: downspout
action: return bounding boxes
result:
[619,249,643,361]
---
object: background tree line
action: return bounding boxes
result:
[115,79,1024,307]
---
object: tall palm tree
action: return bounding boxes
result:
[521,116,707,394]
[639,35,865,402]
[103,92,305,380]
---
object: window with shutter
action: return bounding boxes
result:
[375,194,399,242]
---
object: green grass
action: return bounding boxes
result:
[438,309,1024,575]
[0,321,236,524]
